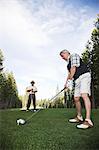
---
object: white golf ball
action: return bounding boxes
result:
[17,119,25,125]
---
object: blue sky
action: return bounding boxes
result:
[0,0,99,99]
[65,0,99,7]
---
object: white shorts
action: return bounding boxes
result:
[74,72,91,97]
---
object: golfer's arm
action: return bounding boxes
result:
[65,67,76,87]
[67,72,71,80]
[34,90,37,93]
[65,71,70,85]
[69,66,76,79]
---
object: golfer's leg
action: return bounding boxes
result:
[77,93,93,129]
[81,93,91,119]
[69,96,83,123]
[33,94,36,110]
[27,94,31,110]
[80,73,92,120]
[74,96,82,116]
[69,88,83,122]
[77,73,94,128]
[74,79,82,117]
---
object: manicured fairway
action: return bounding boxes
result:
[0,108,99,150]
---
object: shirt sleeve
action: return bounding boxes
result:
[70,54,80,67]
[26,86,32,91]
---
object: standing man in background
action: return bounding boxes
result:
[26,81,37,111]
[60,49,93,129]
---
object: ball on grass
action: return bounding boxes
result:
[17,119,25,125]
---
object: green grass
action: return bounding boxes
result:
[0,108,99,150]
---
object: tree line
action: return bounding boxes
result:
[0,50,22,109]
[82,16,99,107]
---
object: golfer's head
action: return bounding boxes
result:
[60,49,70,61]
[31,80,35,85]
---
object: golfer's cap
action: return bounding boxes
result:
[31,80,35,84]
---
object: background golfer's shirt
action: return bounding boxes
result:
[26,86,37,94]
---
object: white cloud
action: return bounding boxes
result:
[0,0,97,99]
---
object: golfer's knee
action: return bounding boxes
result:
[74,97,80,103]
[81,93,88,100]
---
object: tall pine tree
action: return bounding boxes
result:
[0,50,21,108]
[91,16,99,106]
[82,15,99,107]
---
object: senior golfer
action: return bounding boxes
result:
[26,81,37,111]
[60,49,93,129]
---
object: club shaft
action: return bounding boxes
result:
[26,109,40,122]
[49,87,66,102]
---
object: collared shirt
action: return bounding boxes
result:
[67,53,89,80]
[67,53,80,67]
[26,85,37,94]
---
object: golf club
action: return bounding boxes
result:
[16,109,41,125]
[17,87,66,125]
[49,87,66,102]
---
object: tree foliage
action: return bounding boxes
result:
[0,50,22,109]
[0,49,4,71]
[82,16,99,106]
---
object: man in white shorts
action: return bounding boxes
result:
[60,49,93,129]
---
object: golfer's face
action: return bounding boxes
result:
[60,52,68,61]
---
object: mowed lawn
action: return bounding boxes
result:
[0,108,99,150]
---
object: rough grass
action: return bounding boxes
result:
[0,108,99,150]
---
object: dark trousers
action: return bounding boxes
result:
[27,94,36,110]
